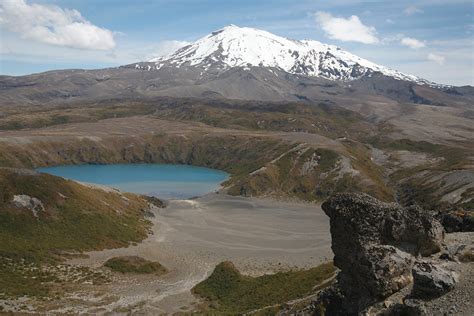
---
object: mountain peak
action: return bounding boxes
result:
[221,24,240,29]
[149,25,426,84]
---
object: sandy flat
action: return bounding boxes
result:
[61,194,332,314]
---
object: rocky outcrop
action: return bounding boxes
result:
[412,262,457,298]
[382,203,444,256]
[441,211,474,233]
[12,194,45,218]
[321,193,444,258]
[316,193,446,314]
[141,195,166,218]
[387,299,427,316]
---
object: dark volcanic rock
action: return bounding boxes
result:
[442,213,464,232]
[330,243,413,312]
[142,195,166,208]
[412,262,457,298]
[318,193,444,314]
[382,205,444,256]
[322,193,444,258]
[387,299,427,316]
[441,211,474,233]
[463,215,474,231]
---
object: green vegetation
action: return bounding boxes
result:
[0,99,397,204]
[315,173,360,200]
[92,103,155,120]
[227,146,347,201]
[371,138,442,153]
[0,168,152,296]
[0,99,468,209]
[344,141,394,201]
[0,98,372,141]
[316,149,340,172]
[0,257,110,298]
[366,138,473,209]
[0,113,88,131]
[149,99,373,140]
[0,169,150,262]
[369,137,471,169]
[0,258,50,297]
[0,102,155,131]
[193,261,336,314]
[396,175,473,211]
[396,179,441,210]
[104,256,167,275]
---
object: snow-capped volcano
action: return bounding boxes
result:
[149,24,424,83]
[2,24,467,106]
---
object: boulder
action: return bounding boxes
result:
[336,244,413,310]
[318,193,445,313]
[441,211,474,233]
[312,283,348,316]
[387,299,427,316]
[463,215,474,231]
[322,193,443,258]
[381,205,444,256]
[441,213,464,232]
[412,262,457,298]
[12,194,45,218]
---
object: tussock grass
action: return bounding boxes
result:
[104,256,167,275]
[193,261,335,314]
[0,168,152,297]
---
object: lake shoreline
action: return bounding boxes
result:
[37,163,230,199]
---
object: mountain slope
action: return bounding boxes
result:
[149,25,425,83]
[0,25,473,107]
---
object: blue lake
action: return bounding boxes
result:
[37,164,229,199]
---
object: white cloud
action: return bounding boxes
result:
[400,37,426,49]
[147,40,189,61]
[427,53,445,65]
[347,44,471,86]
[386,19,394,24]
[404,5,423,16]
[314,11,379,44]
[0,0,115,50]
[0,31,190,67]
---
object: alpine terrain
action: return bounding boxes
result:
[1,25,473,106]
[0,22,473,315]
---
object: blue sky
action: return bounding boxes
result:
[1,0,473,85]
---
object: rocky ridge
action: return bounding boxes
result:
[303,193,473,315]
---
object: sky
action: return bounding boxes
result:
[0,0,473,86]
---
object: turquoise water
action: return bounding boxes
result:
[37,164,229,199]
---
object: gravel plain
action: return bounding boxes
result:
[45,194,334,314]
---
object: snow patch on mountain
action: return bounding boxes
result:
[149,25,428,84]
